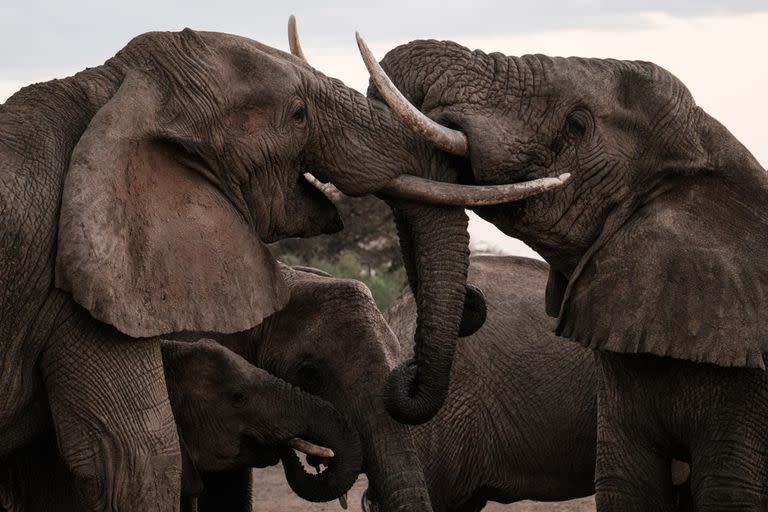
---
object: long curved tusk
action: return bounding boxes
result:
[381,173,571,206]
[287,437,335,458]
[356,32,468,157]
[288,15,307,62]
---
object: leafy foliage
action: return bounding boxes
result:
[277,250,406,310]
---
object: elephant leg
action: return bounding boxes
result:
[686,368,768,511]
[594,418,675,512]
[39,323,181,511]
[197,468,252,512]
[594,355,675,512]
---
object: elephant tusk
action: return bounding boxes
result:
[356,32,468,157]
[287,437,335,458]
[380,173,571,206]
[288,15,307,62]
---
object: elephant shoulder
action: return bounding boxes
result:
[557,180,768,368]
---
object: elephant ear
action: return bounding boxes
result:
[56,72,289,338]
[555,113,768,368]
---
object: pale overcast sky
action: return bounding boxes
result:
[2,2,766,257]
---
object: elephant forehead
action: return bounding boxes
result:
[198,31,302,80]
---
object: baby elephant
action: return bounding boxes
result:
[0,340,361,511]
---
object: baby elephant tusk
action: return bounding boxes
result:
[381,173,572,207]
[287,437,335,458]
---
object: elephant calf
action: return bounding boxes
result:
[0,339,361,511]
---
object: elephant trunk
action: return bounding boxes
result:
[359,405,433,512]
[383,203,470,424]
[279,387,363,502]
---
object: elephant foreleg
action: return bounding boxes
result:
[40,322,181,511]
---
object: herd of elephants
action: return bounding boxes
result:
[1,13,767,512]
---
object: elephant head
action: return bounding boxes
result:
[54,23,564,343]
[358,37,768,412]
[161,339,362,503]
[216,266,434,511]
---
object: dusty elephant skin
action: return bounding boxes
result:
[0,26,480,510]
[0,339,362,511]
[365,40,768,509]
[378,256,692,512]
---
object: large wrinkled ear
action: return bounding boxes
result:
[556,112,768,368]
[56,72,288,338]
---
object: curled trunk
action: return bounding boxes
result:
[383,203,471,424]
[279,389,363,502]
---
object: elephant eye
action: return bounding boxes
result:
[296,363,321,389]
[563,108,592,140]
[229,391,247,408]
[291,104,307,124]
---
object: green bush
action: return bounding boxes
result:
[278,250,406,310]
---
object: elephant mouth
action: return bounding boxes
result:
[236,437,281,468]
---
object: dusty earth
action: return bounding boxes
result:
[252,465,596,511]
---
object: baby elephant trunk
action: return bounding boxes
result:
[279,386,364,502]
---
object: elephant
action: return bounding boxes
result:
[355,37,768,509]
[0,338,361,511]
[373,255,693,512]
[1,18,564,508]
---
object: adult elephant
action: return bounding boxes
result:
[357,38,768,509]
[377,255,691,512]
[0,21,559,509]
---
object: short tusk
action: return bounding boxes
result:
[356,32,468,157]
[381,173,571,206]
[288,15,307,62]
[287,438,335,458]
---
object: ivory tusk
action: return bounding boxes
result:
[288,15,307,62]
[287,437,335,458]
[356,32,468,156]
[381,173,571,206]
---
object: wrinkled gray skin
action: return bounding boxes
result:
[371,256,691,512]
[373,40,768,509]
[380,256,597,511]
[0,339,362,511]
[201,266,434,512]
[0,28,454,510]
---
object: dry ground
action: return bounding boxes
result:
[252,465,596,511]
